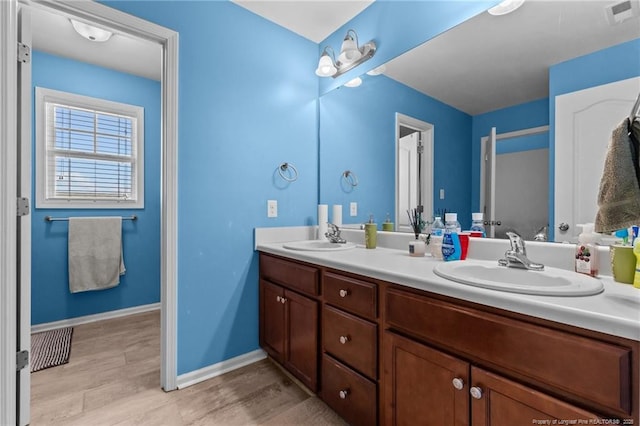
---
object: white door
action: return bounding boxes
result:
[17,5,32,425]
[555,77,640,242]
[398,132,419,232]
[482,127,497,238]
[395,113,434,233]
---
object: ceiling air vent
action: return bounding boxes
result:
[606,0,639,25]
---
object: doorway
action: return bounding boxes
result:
[480,126,549,240]
[1,1,178,424]
[395,113,434,232]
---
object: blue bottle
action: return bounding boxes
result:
[442,213,461,261]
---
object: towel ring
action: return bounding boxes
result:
[342,170,358,187]
[278,162,298,182]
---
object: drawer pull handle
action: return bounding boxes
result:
[470,386,483,400]
[339,335,350,344]
[339,289,349,298]
[339,389,349,399]
[452,378,464,390]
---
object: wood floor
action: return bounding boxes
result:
[31,311,347,425]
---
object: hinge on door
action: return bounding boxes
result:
[17,42,30,63]
[17,197,30,216]
[16,350,29,371]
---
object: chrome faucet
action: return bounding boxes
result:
[325,223,347,244]
[498,231,544,271]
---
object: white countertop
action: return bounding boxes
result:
[257,236,640,342]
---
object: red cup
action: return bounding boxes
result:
[458,232,470,260]
[469,231,483,238]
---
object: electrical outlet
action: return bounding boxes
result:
[267,200,278,218]
[350,202,357,216]
[439,189,445,200]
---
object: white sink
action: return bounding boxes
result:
[434,260,604,296]
[283,240,357,252]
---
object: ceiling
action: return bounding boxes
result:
[29,1,640,115]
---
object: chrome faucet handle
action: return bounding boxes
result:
[327,222,339,234]
[505,231,526,255]
[325,222,347,243]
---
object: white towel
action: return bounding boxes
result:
[68,217,125,293]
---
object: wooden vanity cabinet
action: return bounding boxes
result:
[321,270,379,426]
[383,286,638,425]
[259,254,320,392]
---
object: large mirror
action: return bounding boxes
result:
[319,0,640,242]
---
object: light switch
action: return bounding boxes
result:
[267,200,278,218]
[350,202,357,216]
[439,189,445,200]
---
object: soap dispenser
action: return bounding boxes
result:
[365,214,377,249]
[575,223,599,277]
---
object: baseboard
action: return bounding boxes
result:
[176,349,267,389]
[31,302,161,333]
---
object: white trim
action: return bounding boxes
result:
[31,302,160,333]
[0,1,18,423]
[23,0,179,394]
[35,87,145,209]
[18,5,32,424]
[395,113,434,231]
[176,349,267,389]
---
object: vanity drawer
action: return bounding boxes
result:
[322,354,377,426]
[323,305,377,379]
[260,254,319,296]
[324,271,377,319]
[385,288,632,415]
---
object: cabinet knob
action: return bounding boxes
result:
[470,386,483,400]
[339,389,349,399]
[280,297,287,304]
[452,377,464,390]
[339,335,350,344]
[276,296,281,302]
[339,289,349,298]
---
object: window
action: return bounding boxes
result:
[35,87,144,208]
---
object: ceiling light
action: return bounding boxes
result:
[316,29,376,79]
[488,0,525,16]
[344,77,362,88]
[70,19,113,42]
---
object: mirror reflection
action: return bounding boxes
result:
[319,0,640,242]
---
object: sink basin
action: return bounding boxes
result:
[434,260,604,296]
[283,240,357,252]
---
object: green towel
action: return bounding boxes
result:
[594,119,640,233]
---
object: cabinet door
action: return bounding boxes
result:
[470,367,601,426]
[285,289,319,392]
[384,332,469,426]
[260,279,285,363]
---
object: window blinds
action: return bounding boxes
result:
[46,102,138,201]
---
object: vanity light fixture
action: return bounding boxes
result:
[344,77,362,88]
[70,19,113,42]
[366,64,386,76]
[488,0,525,16]
[315,29,376,78]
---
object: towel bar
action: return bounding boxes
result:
[44,215,137,222]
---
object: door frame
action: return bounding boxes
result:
[1,1,179,423]
[395,113,434,232]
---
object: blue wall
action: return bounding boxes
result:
[548,38,640,239]
[320,75,472,228]
[470,98,549,212]
[104,1,319,375]
[31,51,161,325]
